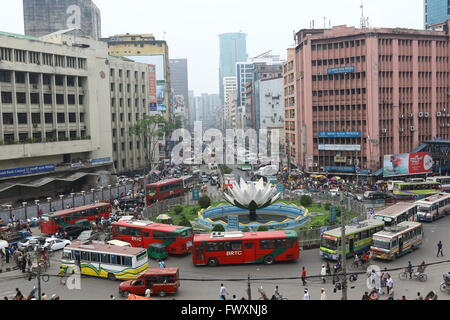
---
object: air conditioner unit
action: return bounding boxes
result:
[408,113,414,118]
[400,114,405,119]
[399,128,405,132]
[418,112,424,118]
[424,112,430,118]
[410,126,416,131]
[437,112,442,117]
[382,129,388,133]
[447,123,450,127]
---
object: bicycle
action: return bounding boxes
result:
[399,268,427,282]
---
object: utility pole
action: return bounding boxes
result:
[37,251,42,300]
[247,274,252,300]
[340,209,348,300]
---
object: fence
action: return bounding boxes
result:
[0,183,134,221]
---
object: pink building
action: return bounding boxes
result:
[289,23,450,175]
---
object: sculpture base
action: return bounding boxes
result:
[249,209,257,222]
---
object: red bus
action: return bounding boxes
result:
[145,179,184,206]
[192,230,300,267]
[111,219,193,255]
[39,203,112,235]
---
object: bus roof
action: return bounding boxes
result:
[374,202,417,218]
[194,230,298,242]
[395,181,440,186]
[43,203,111,218]
[373,221,422,239]
[324,219,385,238]
[416,193,450,205]
[112,219,191,233]
[66,241,146,256]
[142,268,179,276]
[148,178,182,187]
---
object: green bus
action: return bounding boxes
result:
[320,219,385,261]
[237,164,252,171]
[392,181,442,200]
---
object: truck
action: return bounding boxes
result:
[119,268,180,297]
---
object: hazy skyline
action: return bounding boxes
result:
[1,0,423,95]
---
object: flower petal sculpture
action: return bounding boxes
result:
[223,178,281,222]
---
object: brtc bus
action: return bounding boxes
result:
[373,202,418,227]
[370,221,423,261]
[192,231,300,267]
[427,176,450,193]
[392,181,442,200]
[60,241,148,281]
[145,179,184,206]
[416,193,450,222]
[320,219,385,261]
[39,203,112,235]
[111,219,193,255]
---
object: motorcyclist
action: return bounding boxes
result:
[407,261,414,279]
[353,254,360,267]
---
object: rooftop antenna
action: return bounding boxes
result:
[323,17,327,29]
[360,4,368,29]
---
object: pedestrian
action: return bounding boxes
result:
[5,247,9,264]
[387,288,395,300]
[219,284,228,300]
[41,293,49,300]
[159,260,166,268]
[370,270,381,293]
[362,292,369,300]
[110,294,116,300]
[386,275,393,295]
[232,295,238,300]
[401,296,407,301]
[416,292,423,300]
[320,288,326,300]
[301,266,307,286]
[326,261,331,277]
[14,288,23,300]
[303,289,310,300]
[145,288,152,298]
[437,241,444,257]
[320,264,327,283]
[407,261,413,279]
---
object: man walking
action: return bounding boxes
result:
[219,284,228,300]
[320,288,326,300]
[320,264,327,283]
[303,289,310,300]
[386,275,394,295]
[437,241,444,257]
[301,267,307,286]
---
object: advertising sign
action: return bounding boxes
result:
[334,156,347,163]
[227,215,239,231]
[90,157,113,165]
[156,80,166,112]
[383,152,433,177]
[318,131,361,138]
[318,145,361,151]
[192,189,200,201]
[148,64,157,104]
[0,164,55,178]
[327,66,356,74]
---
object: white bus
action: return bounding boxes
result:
[427,176,450,193]
[60,241,148,280]
[370,221,423,261]
[415,193,450,222]
[373,202,418,227]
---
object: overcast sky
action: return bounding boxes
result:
[1,0,423,95]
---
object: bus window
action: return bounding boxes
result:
[231,242,242,251]
[91,252,99,262]
[81,251,90,261]
[122,256,132,267]
[223,242,232,251]
[244,243,253,249]
[111,255,122,265]
[361,230,368,239]
[101,253,110,264]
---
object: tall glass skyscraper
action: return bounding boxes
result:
[219,33,248,103]
[425,0,450,29]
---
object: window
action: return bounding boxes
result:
[80,251,90,261]
[2,113,13,125]
[18,113,27,124]
[91,252,99,262]
[1,92,12,104]
[110,255,122,265]
[100,253,110,264]
[16,92,26,104]
[57,113,65,123]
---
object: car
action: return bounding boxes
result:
[17,236,46,250]
[364,191,392,201]
[44,238,71,251]
[60,225,86,240]
[76,230,100,242]
[329,189,339,197]
[201,176,209,183]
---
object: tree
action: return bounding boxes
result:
[173,205,183,215]
[198,195,211,209]
[178,214,192,228]
[212,224,225,232]
[300,195,313,207]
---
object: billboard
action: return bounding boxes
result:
[156,80,166,112]
[383,152,433,177]
[126,55,165,81]
[0,164,55,178]
[148,64,157,104]
[318,145,361,151]
[327,66,356,74]
[318,131,361,138]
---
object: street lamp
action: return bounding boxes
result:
[81,191,86,206]
[22,202,28,220]
[35,200,40,218]
[47,197,52,212]
[99,187,104,201]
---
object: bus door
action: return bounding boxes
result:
[349,237,355,255]
[398,236,404,255]
[243,241,256,263]
[194,243,206,265]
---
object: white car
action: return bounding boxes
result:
[330,189,340,197]
[44,238,71,251]
[17,236,45,250]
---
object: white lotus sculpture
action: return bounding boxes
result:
[223,178,281,222]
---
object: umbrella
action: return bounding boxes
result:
[127,294,158,301]
[156,214,172,221]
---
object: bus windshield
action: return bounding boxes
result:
[418,206,431,212]
[181,229,193,238]
[321,238,338,250]
[373,239,391,250]
[147,186,156,193]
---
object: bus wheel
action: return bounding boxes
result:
[208,258,218,267]
[158,290,166,297]
[107,273,116,281]
[263,255,274,265]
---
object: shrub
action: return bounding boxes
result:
[242,227,250,232]
[198,195,211,209]
[191,206,200,215]
[324,203,332,211]
[300,195,313,207]
[173,205,183,215]
[257,226,269,232]
[178,214,192,228]
[212,224,225,232]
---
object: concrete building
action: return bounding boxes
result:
[291,24,450,175]
[425,0,450,29]
[259,77,283,131]
[223,76,237,129]
[219,33,247,103]
[103,34,172,118]
[23,0,102,39]
[169,59,189,128]
[194,93,221,129]
[0,30,113,202]
[108,57,150,175]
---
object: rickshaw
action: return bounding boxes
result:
[439,273,450,293]
[147,243,168,260]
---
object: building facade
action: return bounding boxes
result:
[109,57,150,174]
[292,24,450,175]
[0,31,113,202]
[259,77,283,131]
[425,0,450,29]
[219,33,247,103]
[223,76,237,129]
[23,0,102,39]
[169,59,189,128]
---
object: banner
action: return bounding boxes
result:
[383,152,433,177]
[318,131,361,138]
[0,164,55,178]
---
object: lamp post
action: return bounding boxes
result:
[6,205,12,221]
[70,193,75,208]
[99,187,104,202]
[81,191,86,206]
[47,197,52,212]
[35,200,40,218]
[59,195,64,210]
[91,188,96,203]
[22,202,28,220]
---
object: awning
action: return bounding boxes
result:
[0,172,98,193]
